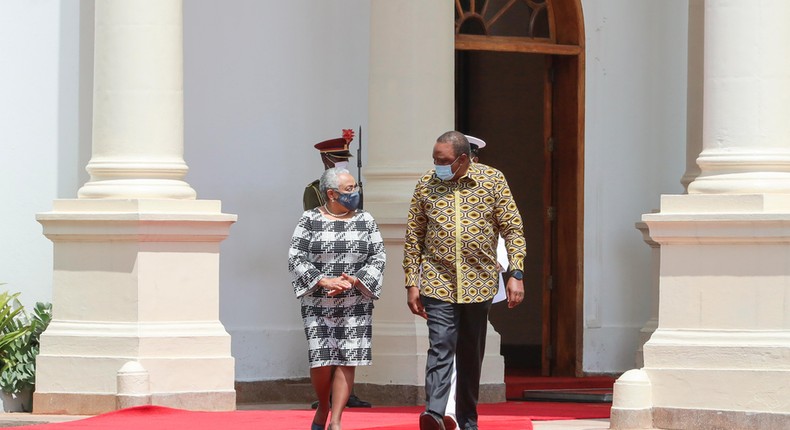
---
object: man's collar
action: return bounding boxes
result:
[458,162,485,184]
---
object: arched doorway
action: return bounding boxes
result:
[454,0,584,377]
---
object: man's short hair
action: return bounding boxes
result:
[437,131,471,158]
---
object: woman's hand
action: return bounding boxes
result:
[318,277,352,296]
[340,273,359,288]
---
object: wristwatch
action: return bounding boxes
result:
[508,270,524,280]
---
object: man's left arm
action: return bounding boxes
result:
[493,173,527,308]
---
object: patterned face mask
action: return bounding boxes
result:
[435,156,460,181]
[337,191,361,210]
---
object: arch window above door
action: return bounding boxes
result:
[455,0,551,40]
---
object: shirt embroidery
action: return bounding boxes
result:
[403,163,526,303]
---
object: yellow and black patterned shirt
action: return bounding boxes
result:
[403,163,526,303]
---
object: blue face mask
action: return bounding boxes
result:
[435,156,460,181]
[337,190,361,211]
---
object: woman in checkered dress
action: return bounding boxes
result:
[288,168,386,430]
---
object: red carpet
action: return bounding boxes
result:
[2,402,610,430]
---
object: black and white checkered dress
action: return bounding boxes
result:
[288,209,386,368]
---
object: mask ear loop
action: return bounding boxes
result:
[449,154,464,176]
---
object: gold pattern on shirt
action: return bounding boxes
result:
[403,163,526,303]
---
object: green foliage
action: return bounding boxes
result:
[0,291,29,357]
[0,288,52,394]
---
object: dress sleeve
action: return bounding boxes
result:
[288,212,324,298]
[353,213,387,300]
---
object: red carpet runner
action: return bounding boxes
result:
[2,402,610,430]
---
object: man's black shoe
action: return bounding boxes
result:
[311,400,319,409]
[442,416,457,430]
[419,411,446,430]
[346,394,372,408]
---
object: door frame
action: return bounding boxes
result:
[454,0,585,377]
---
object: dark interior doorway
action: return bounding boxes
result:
[456,50,552,375]
[455,0,585,378]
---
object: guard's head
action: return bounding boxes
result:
[465,135,486,163]
[314,129,355,170]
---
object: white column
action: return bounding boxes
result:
[680,0,704,192]
[688,1,790,194]
[79,0,195,199]
[359,1,505,403]
[614,2,790,428]
[365,1,454,219]
[35,0,236,415]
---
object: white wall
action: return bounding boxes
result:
[582,0,689,373]
[2,0,693,383]
[183,0,371,381]
[0,1,84,308]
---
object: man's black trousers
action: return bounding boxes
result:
[422,295,493,429]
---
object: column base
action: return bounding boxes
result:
[609,408,653,429]
[33,390,236,415]
[612,405,790,430]
[78,178,197,200]
[610,369,653,429]
[653,407,790,430]
[35,199,237,415]
[635,318,658,368]
[637,193,790,428]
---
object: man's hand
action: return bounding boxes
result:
[406,286,427,319]
[318,277,352,297]
[505,277,525,308]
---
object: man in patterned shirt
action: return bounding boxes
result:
[403,131,526,430]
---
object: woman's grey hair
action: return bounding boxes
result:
[437,131,471,157]
[319,168,351,197]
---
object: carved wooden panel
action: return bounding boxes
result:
[455,0,551,40]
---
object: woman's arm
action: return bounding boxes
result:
[352,213,387,299]
[288,213,324,298]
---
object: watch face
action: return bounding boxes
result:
[511,270,523,280]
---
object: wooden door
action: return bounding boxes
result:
[455,0,585,376]
[455,50,553,375]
